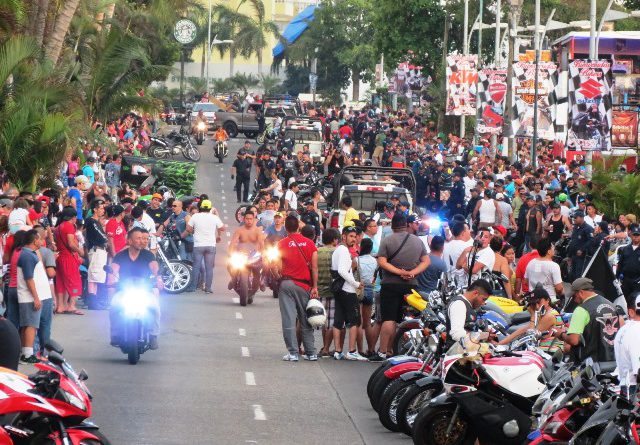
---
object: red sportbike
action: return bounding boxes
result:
[0,340,110,444]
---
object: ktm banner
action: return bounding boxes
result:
[446,55,478,116]
[611,110,638,148]
[567,60,613,151]
[477,69,507,135]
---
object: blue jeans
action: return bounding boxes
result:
[191,246,216,291]
[35,298,53,353]
[6,288,19,331]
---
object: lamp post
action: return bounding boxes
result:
[461,0,469,138]
[504,0,524,162]
[206,0,233,94]
[531,0,540,169]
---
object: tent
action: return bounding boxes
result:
[272,5,317,58]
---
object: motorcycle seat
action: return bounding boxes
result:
[507,321,529,335]
[596,361,617,373]
[510,311,531,325]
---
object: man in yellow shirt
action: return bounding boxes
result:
[341,196,360,227]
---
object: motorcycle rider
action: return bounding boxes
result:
[192,110,208,133]
[213,125,229,154]
[227,211,265,295]
[256,150,275,191]
[157,200,192,261]
[109,227,162,350]
[446,279,493,346]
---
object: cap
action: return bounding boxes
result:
[37,195,50,204]
[0,198,13,209]
[571,277,594,293]
[152,193,163,200]
[200,199,212,210]
[111,204,125,216]
[630,223,640,235]
[493,225,507,237]
[407,214,419,224]
[391,213,407,229]
[274,212,284,218]
[90,198,105,210]
[384,201,394,209]
[495,192,504,200]
[391,194,400,200]
[573,210,585,218]
[558,193,568,202]
[87,157,96,163]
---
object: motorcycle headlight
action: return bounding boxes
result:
[428,334,439,353]
[427,218,441,230]
[229,252,248,270]
[62,389,87,411]
[118,288,153,317]
[265,246,280,262]
[197,122,206,130]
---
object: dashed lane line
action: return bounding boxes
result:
[239,328,246,336]
[236,312,243,319]
[245,372,256,386]
[252,405,266,420]
[241,346,250,357]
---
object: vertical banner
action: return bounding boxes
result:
[445,55,478,116]
[611,110,639,148]
[567,60,613,151]
[477,68,507,135]
[510,61,558,140]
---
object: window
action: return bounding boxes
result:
[192,103,220,112]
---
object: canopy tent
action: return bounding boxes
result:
[272,5,317,58]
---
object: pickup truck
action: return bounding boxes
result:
[189,101,261,138]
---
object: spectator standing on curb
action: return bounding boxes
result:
[186,200,225,293]
[106,205,126,258]
[358,237,382,361]
[277,215,318,362]
[85,199,108,310]
[317,228,340,357]
[55,207,84,315]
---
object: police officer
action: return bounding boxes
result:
[448,172,465,217]
[256,150,275,191]
[300,199,321,240]
[567,210,593,281]
[617,223,640,298]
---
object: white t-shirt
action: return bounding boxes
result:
[463,177,477,199]
[272,179,284,198]
[468,246,496,282]
[17,249,52,304]
[560,206,571,218]
[284,189,297,210]
[443,239,474,272]
[584,214,602,228]
[187,212,225,247]
[140,212,157,249]
[331,244,359,293]
[8,208,29,232]
[614,319,640,387]
[524,258,562,300]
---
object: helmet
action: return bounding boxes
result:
[306,299,326,328]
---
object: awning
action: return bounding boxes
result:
[272,5,317,58]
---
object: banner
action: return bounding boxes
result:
[567,60,613,151]
[510,61,558,140]
[476,69,507,135]
[611,110,639,147]
[446,55,478,116]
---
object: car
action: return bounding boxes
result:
[281,125,324,162]
[190,102,219,130]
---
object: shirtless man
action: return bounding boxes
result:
[227,211,265,291]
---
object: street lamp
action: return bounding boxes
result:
[206,0,234,94]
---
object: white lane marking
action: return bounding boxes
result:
[236,312,243,319]
[232,297,239,303]
[252,404,266,420]
[239,328,246,336]
[241,346,250,357]
[245,372,256,386]
[222,196,226,200]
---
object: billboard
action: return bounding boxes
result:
[445,54,478,116]
[611,110,638,147]
[510,61,558,140]
[477,68,507,135]
[567,60,613,151]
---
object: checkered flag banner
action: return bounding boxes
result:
[477,69,507,135]
[567,60,613,151]
[446,54,477,116]
[510,61,558,140]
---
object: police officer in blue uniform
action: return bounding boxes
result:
[567,210,593,281]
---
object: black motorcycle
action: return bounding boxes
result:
[214,140,228,163]
[149,131,201,162]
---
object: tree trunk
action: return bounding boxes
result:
[257,50,262,76]
[44,0,81,65]
[352,71,360,101]
[230,47,235,77]
[95,11,104,32]
[34,0,50,47]
[201,40,205,78]
[42,0,57,50]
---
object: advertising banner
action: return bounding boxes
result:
[611,110,638,147]
[477,68,507,135]
[445,55,478,116]
[567,59,613,151]
[510,61,558,140]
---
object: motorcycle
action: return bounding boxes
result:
[110,280,158,365]
[149,131,201,162]
[0,340,110,444]
[256,122,278,145]
[195,121,206,145]
[228,251,262,306]
[214,140,228,164]
[156,236,192,294]
[262,245,280,298]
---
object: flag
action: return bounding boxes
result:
[582,244,623,303]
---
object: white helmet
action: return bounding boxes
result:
[306,299,326,328]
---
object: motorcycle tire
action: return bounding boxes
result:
[412,405,475,445]
[367,361,394,401]
[256,133,265,144]
[238,271,249,307]
[370,373,394,412]
[127,320,140,365]
[393,327,412,356]
[184,145,201,162]
[150,145,170,159]
[396,383,440,436]
[235,205,248,223]
[217,154,224,164]
[161,260,192,293]
[68,427,113,445]
[379,377,423,432]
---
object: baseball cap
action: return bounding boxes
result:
[90,198,105,209]
[495,192,504,200]
[391,194,400,200]
[238,148,247,155]
[407,214,419,224]
[571,277,594,293]
[398,201,409,208]
[200,199,212,210]
[493,225,507,237]
[630,224,640,235]
[391,213,407,229]
[0,198,13,209]
[558,193,568,202]
[152,193,163,200]
[274,212,284,218]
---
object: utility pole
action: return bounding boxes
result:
[503,0,522,162]
[206,0,212,94]
[461,0,469,138]
[586,0,597,178]
[439,13,450,133]
[478,0,484,62]
[531,0,540,169]
[492,0,501,154]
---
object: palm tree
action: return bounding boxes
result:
[187,76,208,96]
[259,74,281,95]
[44,0,82,65]
[243,0,280,75]
[211,77,235,94]
[229,72,259,96]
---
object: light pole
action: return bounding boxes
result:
[586,0,596,178]
[206,0,233,94]
[461,0,469,138]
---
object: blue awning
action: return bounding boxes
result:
[272,5,317,58]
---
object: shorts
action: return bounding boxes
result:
[362,285,374,306]
[322,295,335,328]
[380,283,413,323]
[333,290,360,329]
[87,248,108,284]
[19,302,41,328]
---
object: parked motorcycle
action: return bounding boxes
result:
[0,340,110,444]
[256,123,278,145]
[157,236,192,294]
[149,131,201,162]
[228,251,262,306]
[214,140,228,163]
[195,121,206,145]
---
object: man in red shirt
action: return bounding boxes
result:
[338,123,353,139]
[55,207,84,315]
[514,236,540,300]
[106,205,126,257]
[277,215,319,362]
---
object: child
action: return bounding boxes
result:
[8,199,32,234]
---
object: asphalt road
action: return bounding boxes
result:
[20,136,412,445]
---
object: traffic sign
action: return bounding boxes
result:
[174,19,197,45]
[309,73,318,92]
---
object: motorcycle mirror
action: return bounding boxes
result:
[552,349,563,364]
[78,369,89,381]
[583,365,595,380]
[48,350,65,367]
[44,339,64,354]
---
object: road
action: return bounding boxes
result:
[24,136,412,445]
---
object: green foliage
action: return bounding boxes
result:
[228,72,259,95]
[259,74,282,95]
[187,76,208,95]
[156,160,196,196]
[211,77,236,94]
[590,160,640,217]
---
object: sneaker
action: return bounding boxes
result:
[204,289,213,294]
[368,352,385,362]
[333,351,345,360]
[149,335,159,350]
[345,351,369,362]
[282,353,299,362]
[304,354,319,361]
[20,354,39,364]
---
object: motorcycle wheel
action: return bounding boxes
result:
[161,260,192,293]
[127,320,140,365]
[235,205,248,223]
[256,133,265,144]
[184,144,201,162]
[393,327,412,356]
[379,377,423,432]
[238,271,249,307]
[397,383,440,436]
[218,153,224,164]
[370,373,394,412]
[150,145,169,159]
[412,405,475,445]
[70,428,113,445]
[367,361,394,401]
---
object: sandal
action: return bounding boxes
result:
[67,310,84,315]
